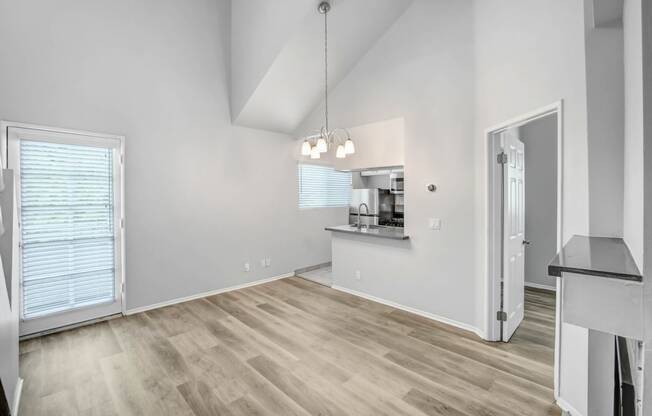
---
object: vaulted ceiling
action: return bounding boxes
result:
[230,0,413,135]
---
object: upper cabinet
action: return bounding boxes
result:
[334,118,405,171]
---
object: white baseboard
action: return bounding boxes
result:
[13,377,23,416]
[125,273,294,315]
[525,282,557,292]
[331,285,484,339]
[556,396,583,416]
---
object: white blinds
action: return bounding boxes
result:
[20,140,116,319]
[297,164,351,209]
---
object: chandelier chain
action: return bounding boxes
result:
[301,1,354,159]
[324,7,329,134]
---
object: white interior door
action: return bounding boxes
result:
[502,130,525,342]
[7,126,124,336]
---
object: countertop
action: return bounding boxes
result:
[325,224,409,240]
[548,235,642,282]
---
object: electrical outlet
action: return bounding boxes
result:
[355,270,361,280]
[265,257,271,267]
[244,262,250,272]
[429,218,441,230]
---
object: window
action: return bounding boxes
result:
[297,164,351,209]
[7,124,123,336]
[19,141,116,319]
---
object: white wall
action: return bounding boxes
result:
[300,0,478,328]
[230,0,309,120]
[558,323,589,415]
[473,0,589,336]
[623,0,644,271]
[0,171,18,413]
[639,0,652,412]
[520,115,558,289]
[584,0,625,238]
[622,1,651,412]
[0,0,342,311]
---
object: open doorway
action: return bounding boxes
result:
[485,101,564,398]
[486,102,563,345]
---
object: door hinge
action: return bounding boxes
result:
[121,282,125,294]
[120,218,124,228]
[497,311,507,321]
[497,152,508,165]
[119,153,124,164]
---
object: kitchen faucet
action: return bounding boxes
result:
[357,203,369,230]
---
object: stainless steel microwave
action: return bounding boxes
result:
[390,172,404,194]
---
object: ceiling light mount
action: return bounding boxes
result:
[317,1,331,14]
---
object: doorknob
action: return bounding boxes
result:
[523,240,531,246]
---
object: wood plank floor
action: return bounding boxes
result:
[18,278,560,416]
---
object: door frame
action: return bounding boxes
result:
[483,101,563,393]
[0,121,126,335]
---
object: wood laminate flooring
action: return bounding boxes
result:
[18,278,559,416]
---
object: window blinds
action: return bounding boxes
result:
[20,140,116,319]
[297,164,351,209]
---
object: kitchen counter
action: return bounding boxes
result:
[325,224,409,240]
[548,235,642,282]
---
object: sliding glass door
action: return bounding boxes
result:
[7,126,124,336]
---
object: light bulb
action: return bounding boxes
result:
[310,146,321,159]
[316,137,328,153]
[344,138,355,154]
[301,140,311,156]
[336,145,346,159]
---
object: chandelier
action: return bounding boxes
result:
[300,0,355,160]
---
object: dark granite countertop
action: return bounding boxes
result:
[548,235,642,282]
[325,224,409,240]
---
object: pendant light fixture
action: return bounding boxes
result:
[344,138,355,155]
[299,0,355,159]
[301,140,312,156]
[336,144,346,159]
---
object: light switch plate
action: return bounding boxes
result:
[429,218,441,230]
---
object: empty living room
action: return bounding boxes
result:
[0,0,651,415]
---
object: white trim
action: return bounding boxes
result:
[3,122,126,336]
[19,314,121,341]
[1,121,124,172]
[12,377,23,416]
[556,396,583,416]
[331,285,485,339]
[117,137,126,317]
[125,273,295,315]
[483,101,564,399]
[524,282,557,292]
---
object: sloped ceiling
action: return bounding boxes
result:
[231,0,413,135]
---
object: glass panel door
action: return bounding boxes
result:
[7,126,123,336]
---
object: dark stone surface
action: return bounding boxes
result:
[548,235,642,282]
[325,224,409,240]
